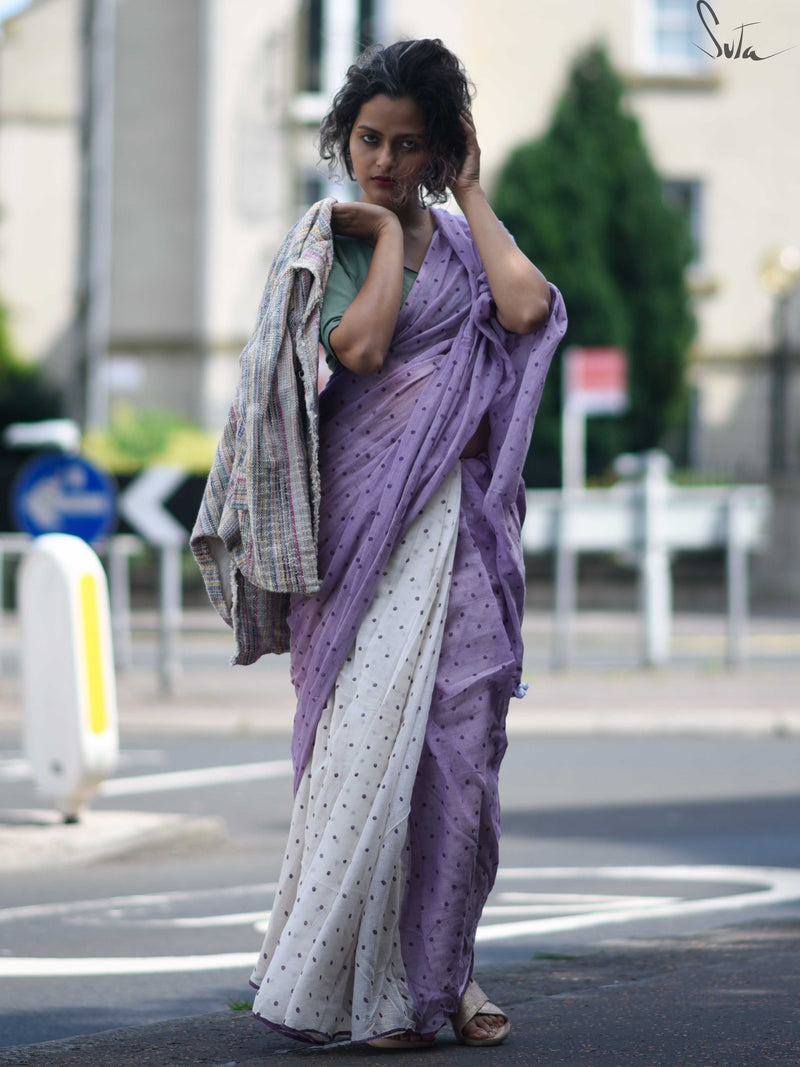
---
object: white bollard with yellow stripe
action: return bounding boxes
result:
[19,533,118,821]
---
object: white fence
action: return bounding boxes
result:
[522,452,771,668]
[0,452,772,692]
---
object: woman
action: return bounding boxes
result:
[194,38,566,1049]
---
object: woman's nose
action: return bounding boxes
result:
[376,144,394,169]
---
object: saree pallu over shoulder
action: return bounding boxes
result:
[191,199,336,663]
[288,209,567,788]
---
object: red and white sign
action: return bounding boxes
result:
[564,347,628,415]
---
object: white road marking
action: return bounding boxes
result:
[482,896,680,916]
[0,865,798,977]
[98,760,293,796]
[1,752,281,789]
[475,865,800,942]
[0,883,277,924]
[0,954,257,977]
[70,910,272,929]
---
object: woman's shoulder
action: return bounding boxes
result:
[432,206,475,243]
[431,207,482,267]
[331,233,375,280]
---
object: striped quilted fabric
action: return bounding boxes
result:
[191,199,335,663]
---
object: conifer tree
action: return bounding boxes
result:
[493,44,695,485]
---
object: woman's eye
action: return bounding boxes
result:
[401,141,418,151]
[361,134,378,144]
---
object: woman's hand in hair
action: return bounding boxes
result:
[449,112,551,334]
[449,111,482,204]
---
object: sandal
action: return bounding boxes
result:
[367,1032,436,1049]
[450,979,511,1047]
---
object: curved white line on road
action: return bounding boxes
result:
[1,865,798,977]
[475,865,800,942]
[482,896,680,916]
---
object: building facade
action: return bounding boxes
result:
[1,0,799,480]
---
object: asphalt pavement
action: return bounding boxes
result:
[1,922,798,1065]
[1,608,799,1064]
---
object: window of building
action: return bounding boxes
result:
[664,178,704,268]
[358,0,380,50]
[638,0,707,73]
[299,0,382,94]
[299,0,324,93]
[302,171,326,209]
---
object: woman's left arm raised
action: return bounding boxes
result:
[451,113,551,335]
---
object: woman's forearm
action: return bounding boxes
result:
[456,186,551,335]
[329,219,405,375]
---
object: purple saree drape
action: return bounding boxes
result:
[290,211,566,776]
[281,209,566,1036]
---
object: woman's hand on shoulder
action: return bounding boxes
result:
[331,201,401,245]
[327,202,405,376]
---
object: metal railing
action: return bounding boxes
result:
[522,452,771,668]
[1,452,772,693]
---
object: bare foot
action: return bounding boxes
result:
[462,1012,507,1043]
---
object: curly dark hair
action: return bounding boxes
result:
[319,39,474,205]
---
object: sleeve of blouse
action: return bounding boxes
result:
[319,240,364,364]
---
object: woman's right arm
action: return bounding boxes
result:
[328,202,404,375]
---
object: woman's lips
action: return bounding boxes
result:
[372,176,394,187]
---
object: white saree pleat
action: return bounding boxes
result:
[251,465,462,1043]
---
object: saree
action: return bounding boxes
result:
[250,208,567,1042]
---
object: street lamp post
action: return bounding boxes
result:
[79,0,116,433]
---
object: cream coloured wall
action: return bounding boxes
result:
[0,0,79,362]
[1,0,797,475]
[0,124,78,362]
[201,0,297,342]
[197,0,301,428]
[629,1,800,357]
[0,0,78,114]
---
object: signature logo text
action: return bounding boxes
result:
[695,1,793,61]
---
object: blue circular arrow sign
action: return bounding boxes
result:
[12,452,117,542]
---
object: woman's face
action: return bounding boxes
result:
[347,94,429,209]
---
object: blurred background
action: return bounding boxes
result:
[3,10,799,1052]
[0,0,798,632]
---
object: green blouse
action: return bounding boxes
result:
[319,235,418,367]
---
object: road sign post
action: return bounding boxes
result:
[556,347,629,665]
[119,466,189,696]
[12,452,117,543]
[562,347,628,491]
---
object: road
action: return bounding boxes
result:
[1,731,799,1050]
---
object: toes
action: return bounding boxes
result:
[464,1013,505,1041]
